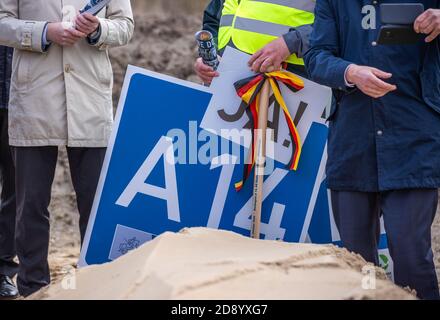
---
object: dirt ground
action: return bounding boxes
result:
[47,13,440,291]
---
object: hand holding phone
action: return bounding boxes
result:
[414,9,440,42]
[75,13,100,36]
[377,3,425,45]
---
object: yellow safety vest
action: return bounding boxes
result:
[218,0,315,66]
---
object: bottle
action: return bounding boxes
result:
[195,30,219,70]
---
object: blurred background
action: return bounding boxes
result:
[109,0,210,105]
[133,0,208,15]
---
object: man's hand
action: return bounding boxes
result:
[75,13,100,36]
[47,22,87,47]
[346,65,397,98]
[414,9,440,42]
[248,37,290,73]
[194,57,219,85]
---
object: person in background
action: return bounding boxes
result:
[195,0,315,84]
[0,0,134,296]
[305,1,440,299]
[0,45,18,299]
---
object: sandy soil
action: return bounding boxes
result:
[46,12,440,293]
[36,228,416,300]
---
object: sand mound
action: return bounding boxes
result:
[32,228,414,300]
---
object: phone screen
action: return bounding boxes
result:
[380,3,425,25]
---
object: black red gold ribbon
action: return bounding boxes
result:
[234,71,305,191]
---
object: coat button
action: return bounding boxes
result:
[377,130,383,136]
[64,64,72,73]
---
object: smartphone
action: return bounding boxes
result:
[80,0,112,16]
[377,24,423,45]
[381,3,425,25]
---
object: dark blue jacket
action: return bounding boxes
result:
[305,0,440,192]
[0,45,13,109]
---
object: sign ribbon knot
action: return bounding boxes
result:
[233,71,305,191]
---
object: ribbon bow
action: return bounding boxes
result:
[234,71,305,191]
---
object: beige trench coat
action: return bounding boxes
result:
[0,0,134,147]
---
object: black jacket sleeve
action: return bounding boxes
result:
[202,0,225,48]
[283,24,313,58]
[0,45,13,109]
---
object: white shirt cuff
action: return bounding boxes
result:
[42,23,52,51]
[344,64,356,88]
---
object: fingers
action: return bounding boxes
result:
[67,28,87,39]
[252,56,282,73]
[194,58,219,84]
[199,75,214,84]
[62,28,87,46]
[62,35,77,47]
[259,57,273,73]
[370,76,397,92]
[363,85,392,98]
[426,29,440,42]
[371,68,392,79]
[363,88,384,98]
[248,50,263,68]
[361,75,396,98]
[75,13,98,34]
[198,69,218,78]
[350,66,397,98]
[414,9,440,42]
[370,69,396,91]
[361,71,396,98]
[363,81,395,98]
[250,54,266,73]
[76,13,89,26]
[75,17,89,34]
[195,58,215,73]
[261,59,282,73]
[414,10,431,33]
[75,13,99,34]
[419,16,435,34]
[249,38,287,73]
[266,66,277,73]
[83,13,99,23]
[198,72,218,84]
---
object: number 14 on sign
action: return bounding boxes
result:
[116,136,288,240]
